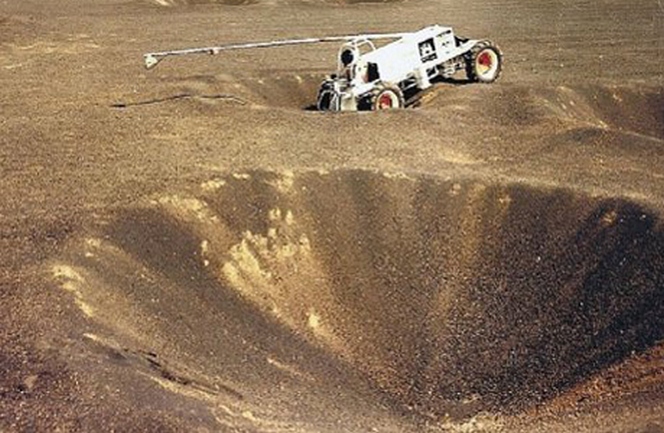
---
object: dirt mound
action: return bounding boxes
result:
[142,0,405,6]
[0,14,40,44]
[49,170,664,429]
[147,0,258,6]
[133,72,325,110]
[331,0,405,4]
[234,72,325,109]
[422,83,664,140]
[144,0,402,6]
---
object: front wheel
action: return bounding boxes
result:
[316,80,340,111]
[367,83,405,110]
[466,41,503,83]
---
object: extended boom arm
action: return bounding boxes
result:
[143,32,409,69]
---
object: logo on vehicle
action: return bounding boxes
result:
[418,38,437,62]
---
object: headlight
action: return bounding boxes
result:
[340,49,355,67]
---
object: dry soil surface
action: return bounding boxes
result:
[1,0,663,432]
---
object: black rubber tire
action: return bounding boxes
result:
[316,79,336,111]
[316,85,331,111]
[465,41,503,83]
[368,83,405,110]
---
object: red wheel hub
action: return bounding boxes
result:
[478,51,492,68]
[378,93,394,109]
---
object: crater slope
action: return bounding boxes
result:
[49,170,664,430]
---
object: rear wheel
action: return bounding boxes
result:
[466,41,503,83]
[368,83,405,110]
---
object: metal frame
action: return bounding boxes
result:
[144,32,409,69]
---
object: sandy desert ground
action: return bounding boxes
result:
[1,0,663,431]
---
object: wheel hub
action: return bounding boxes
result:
[476,49,498,77]
[378,93,395,109]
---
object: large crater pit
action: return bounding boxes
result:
[51,170,664,429]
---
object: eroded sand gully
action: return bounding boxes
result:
[50,170,664,429]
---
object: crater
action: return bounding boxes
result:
[51,170,664,428]
[152,69,664,139]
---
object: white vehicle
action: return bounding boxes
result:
[143,25,502,111]
[317,25,502,111]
